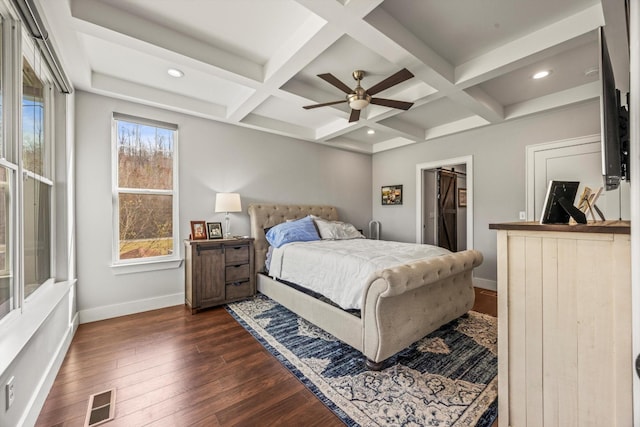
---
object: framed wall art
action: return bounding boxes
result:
[381,185,403,205]
[458,188,467,207]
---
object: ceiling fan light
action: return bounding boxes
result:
[349,98,369,110]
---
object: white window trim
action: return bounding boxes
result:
[110,114,181,274]
[22,40,55,300]
[0,14,57,321]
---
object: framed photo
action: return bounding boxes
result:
[190,220,207,240]
[381,185,403,205]
[206,222,223,239]
[458,188,467,207]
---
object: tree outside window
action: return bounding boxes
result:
[114,117,177,261]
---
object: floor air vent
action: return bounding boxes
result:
[84,388,116,427]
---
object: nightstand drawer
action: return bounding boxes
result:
[226,280,252,300]
[226,264,250,282]
[225,245,249,264]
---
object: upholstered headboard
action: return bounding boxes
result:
[247,204,339,274]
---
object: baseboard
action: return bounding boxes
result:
[473,277,497,291]
[20,313,78,427]
[78,292,184,323]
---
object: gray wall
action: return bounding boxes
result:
[75,91,372,321]
[372,100,602,282]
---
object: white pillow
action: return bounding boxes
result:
[313,218,364,240]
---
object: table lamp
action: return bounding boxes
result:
[215,193,242,238]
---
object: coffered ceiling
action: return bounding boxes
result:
[38,0,629,153]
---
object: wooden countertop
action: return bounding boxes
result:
[489,220,630,234]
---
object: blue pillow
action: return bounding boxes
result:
[265,216,320,248]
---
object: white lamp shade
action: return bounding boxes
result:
[215,193,242,213]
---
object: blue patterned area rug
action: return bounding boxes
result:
[226,295,497,427]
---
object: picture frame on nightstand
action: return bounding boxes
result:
[207,222,223,239]
[190,220,207,240]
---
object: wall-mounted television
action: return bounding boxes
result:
[599,26,630,191]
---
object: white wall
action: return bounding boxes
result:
[372,100,603,282]
[75,91,372,321]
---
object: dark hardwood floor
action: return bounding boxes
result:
[36,287,497,426]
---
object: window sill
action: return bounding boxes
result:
[0,279,76,375]
[110,258,183,275]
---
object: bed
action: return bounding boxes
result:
[248,203,483,369]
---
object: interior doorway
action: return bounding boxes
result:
[415,156,473,251]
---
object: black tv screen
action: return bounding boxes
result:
[599,27,622,191]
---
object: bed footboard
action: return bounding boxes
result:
[361,249,483,364]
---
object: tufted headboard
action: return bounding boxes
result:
[247,204,339,274]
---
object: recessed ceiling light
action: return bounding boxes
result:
[367,129,375,135]
[532,70,551,80]
[167,68,184,78]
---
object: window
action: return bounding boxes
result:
[0,19,57,322]
[23,56,52,298]
[113,114,178,264]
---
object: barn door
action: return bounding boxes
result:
[437,170,457,251]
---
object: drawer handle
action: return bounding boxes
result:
[230,280,249,286]
[231,246,245,250]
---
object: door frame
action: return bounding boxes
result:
[415,155,473,250]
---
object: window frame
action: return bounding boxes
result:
[0,12,58,323]
[21,32,55,300]
[110,113,180,274]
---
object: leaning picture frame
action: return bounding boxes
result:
[381,185,403,205]
[190,220,207,240]
[206,222,223,239]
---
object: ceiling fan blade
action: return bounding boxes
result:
[366,68,414,96]
[303,100,346,109]
[317,73,353,94]
[349,109,361,122]
[370,98,414,110]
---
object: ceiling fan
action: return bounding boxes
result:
[303,68,415,122]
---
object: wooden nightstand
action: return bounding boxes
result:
[184,237,255,314]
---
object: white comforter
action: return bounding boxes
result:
[268,239,451,310]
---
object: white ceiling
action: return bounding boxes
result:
[38,0,630,154]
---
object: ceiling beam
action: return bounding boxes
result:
[226,15,341,122]
[424,116,491,141]
[70,0,262,84]
[92,72,227,118]
[455,4,605,88]
[370,117,424,141]
[504,81,599,119]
